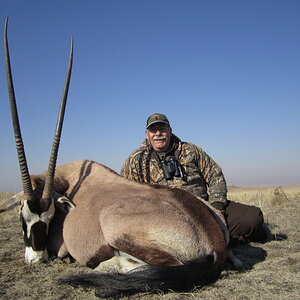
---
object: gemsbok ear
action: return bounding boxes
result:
[54,194,75,213]
[0,194,21,212]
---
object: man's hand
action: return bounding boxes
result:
[211,201,226,214]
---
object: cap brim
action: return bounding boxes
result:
[146,120,169,129]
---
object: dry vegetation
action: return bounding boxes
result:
[0,185,299,300]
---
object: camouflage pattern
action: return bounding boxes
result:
[146,113,170,128]
[121,135,228,207]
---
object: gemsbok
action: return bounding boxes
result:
[1,19,242,297]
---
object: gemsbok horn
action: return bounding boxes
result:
[3,16,73,263]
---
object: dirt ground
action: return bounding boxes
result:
[0,189,299,300]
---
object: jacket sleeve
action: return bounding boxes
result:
[196,147,228,209]
[121,153,143,182]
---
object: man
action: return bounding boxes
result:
[121,113,269,245]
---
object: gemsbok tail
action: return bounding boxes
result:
[60,261,221,298]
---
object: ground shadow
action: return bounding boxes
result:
[224,231,288,273]
[228,243,267,272]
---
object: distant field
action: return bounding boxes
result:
[0,185,299,300]
[228,185,300,207]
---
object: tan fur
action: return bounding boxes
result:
[43,159,227,268]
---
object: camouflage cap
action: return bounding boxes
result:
[146,113,170,129]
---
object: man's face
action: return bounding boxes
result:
[145,123,172,152]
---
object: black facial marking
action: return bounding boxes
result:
[20,197,53,251]
[27,198,52,215]
[20,214,28,240]
[26,221,47,251]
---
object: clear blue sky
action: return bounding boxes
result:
[0,0,299,192]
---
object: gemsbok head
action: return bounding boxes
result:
[3,17,73,264]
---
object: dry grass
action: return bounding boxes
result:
[0,186,299,300]
[227,185,300,208]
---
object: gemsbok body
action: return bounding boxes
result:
[1,19,241,297]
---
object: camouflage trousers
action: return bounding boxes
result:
[224,200,266,245]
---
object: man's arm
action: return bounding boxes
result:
[121,154,142,182]
[197,147,228,211]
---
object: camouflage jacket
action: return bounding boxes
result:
[121,135,228,209]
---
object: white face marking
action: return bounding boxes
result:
[25,247,48,264]
[21,198,56,264]
[21,199,55,238]
[22,201,40,239]
[40,200,55,233]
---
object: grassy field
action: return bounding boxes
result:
[0,185,299,300]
